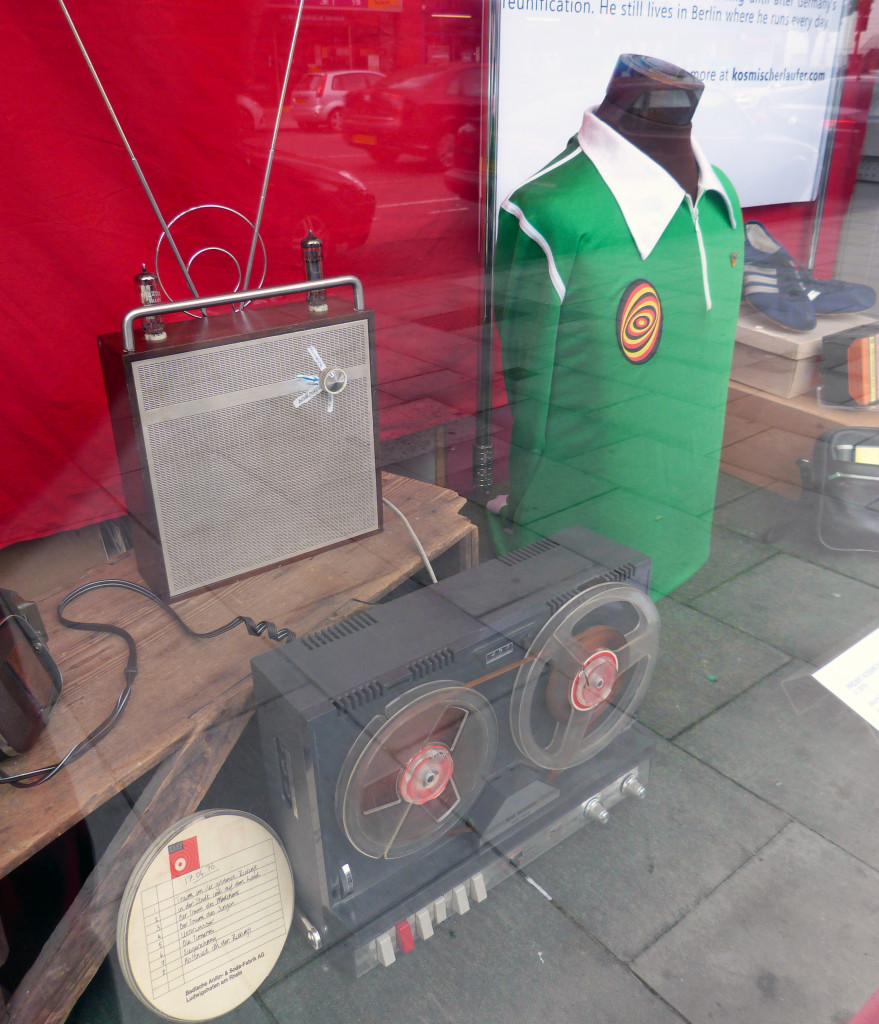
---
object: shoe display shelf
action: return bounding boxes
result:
[731,305,876,400]
[721,375,879,496]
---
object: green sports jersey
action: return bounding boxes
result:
[494,111,744,595]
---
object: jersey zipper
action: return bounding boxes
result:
[687,193,712,311]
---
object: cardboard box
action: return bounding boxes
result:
[731,307,874,399]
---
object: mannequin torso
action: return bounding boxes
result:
[594,54,703,199]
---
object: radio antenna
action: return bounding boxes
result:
[55,0,203,305]
[242,0,308,293]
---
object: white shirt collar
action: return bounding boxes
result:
[577,108,737,260]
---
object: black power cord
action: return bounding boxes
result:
[0,579,294,788]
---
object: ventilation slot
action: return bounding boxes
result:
[300,611,378,651]
[333,680,384,715]
[547,588,583,615]
[408,649,455,679]
[598,563,637,584]
[497,537,559,566]
[546,564,638,614]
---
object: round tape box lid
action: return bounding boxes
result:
[117,810,294,1022]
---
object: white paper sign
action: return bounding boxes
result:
[497,0,848,208]
[814,627,879,731]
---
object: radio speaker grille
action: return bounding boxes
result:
[100,303,381,599]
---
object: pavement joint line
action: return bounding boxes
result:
[663,655,795,744]
[625,819,793,965]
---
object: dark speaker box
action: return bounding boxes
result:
[98,287,381,600]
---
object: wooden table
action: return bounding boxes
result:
[0,473,477,1024]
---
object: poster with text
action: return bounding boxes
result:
[497,0,849,208]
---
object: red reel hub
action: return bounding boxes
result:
[570,649,619,711]
[398,744,454,805]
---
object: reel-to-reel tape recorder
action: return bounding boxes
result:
[252,526,660,975]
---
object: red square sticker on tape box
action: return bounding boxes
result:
[167,836,199,878]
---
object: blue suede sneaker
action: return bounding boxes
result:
[743,221,816,332]
[796,265,876,315]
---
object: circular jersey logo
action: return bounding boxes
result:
[616,280,662,364]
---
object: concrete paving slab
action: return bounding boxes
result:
[526,741,788,962]
[261,875,687,1024]
[669,526,774,604]
[380,367,472,402]
[374,348,436,384]
[632,822,879,1024]
[679,661,879,869]
[765,502,879,588]
[712,485,795,540]
[639,598,790,738]
[692,553,879,665]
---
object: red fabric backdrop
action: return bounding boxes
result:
[0,3,871,548]
[2,3,291,545]
[0,2,488,548]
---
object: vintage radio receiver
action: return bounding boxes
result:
[253,527,659,975]
[98,279,381,600]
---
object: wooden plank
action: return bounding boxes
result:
[722,413,771,448]
[721,426,811,490]
[0,473,475,878]
[728,383,879,438]
[457,522,479,572]
[0,916,7,1012]
[718,459,775,491]
[1,699,251,1024]
[722,385,879,496]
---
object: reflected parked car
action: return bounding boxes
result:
[236,94,267,132]
[275,156,376,254]
[238,142,377,257]
[443,118,481,202]
[290,70,384,131]
[342,62,483,168]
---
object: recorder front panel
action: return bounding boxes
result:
[253,526,659,973]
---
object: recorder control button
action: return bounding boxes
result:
[415,907,434,940]
[621,774,647,800]
[450,884,470,915]
[432,896,448,924]
[584,798,610,824]
[375,932,396,967]
[469,872,488,903]
[395,920,415,955]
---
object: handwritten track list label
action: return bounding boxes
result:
[142,839,284,998]
[118,811,294,1023]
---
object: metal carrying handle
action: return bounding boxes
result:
[122,276,364,352]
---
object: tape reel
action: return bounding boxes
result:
[509,582,659,771]
[336,682,498,860]
[117,810,293,1022]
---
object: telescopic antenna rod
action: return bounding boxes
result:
[242,0,308,293]
[55,0,203,307]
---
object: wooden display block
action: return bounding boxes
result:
[731,307,874,399]
[722,383,879,495]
